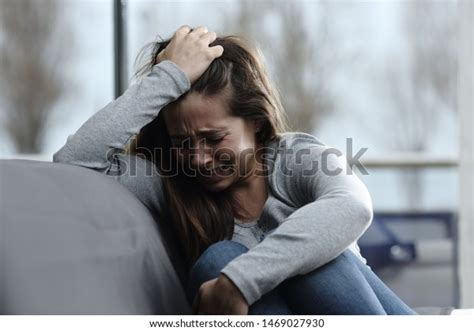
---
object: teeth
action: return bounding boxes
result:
[201,165,232,176]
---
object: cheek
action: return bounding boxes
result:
[220,145,256,176]
[218,135,257,166]
[235,136,258,164]
[223,135,255,155]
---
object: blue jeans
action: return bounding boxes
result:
[186,240,417,315]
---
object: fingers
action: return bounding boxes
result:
[175,25,207,39]
[196,29,223,58]
[201,31,217,44]
[164,25,223,83]
[175,25,218,45]
[191,25,208,37]
[210,45,224,58]
[181,26,223,58]
[175,25,192,37]
[176,25,212,39]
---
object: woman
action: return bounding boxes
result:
[54,25,416,315]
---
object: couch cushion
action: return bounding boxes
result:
[0,159,191,314]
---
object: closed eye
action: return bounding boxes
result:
[170,137,223,148]
[170,137,191,148]
[206,137,224,144]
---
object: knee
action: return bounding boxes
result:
[320,249,362,272]
[284,250,359,289]
[186,240,248,304]
[189,240,248,281]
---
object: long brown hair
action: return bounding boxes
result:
[129,35,289,264]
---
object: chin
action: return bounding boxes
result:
[199,176,233,192]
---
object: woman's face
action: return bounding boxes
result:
[162,92,261,192]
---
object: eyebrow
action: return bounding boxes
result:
[169,128,228,139]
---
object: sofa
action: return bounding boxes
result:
[0,159,191,314]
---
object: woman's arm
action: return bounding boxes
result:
[220,133,373,306]
[53,60,190,170]
[52,60,190,212]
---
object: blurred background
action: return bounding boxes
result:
[0,0,472,310]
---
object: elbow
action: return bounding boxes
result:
[349,195,373,235]
[358,201,373,231]
[52,135,76,164]
[52,150,63,163]
[52,147,69,164]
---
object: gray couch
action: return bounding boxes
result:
[0,159,192,314]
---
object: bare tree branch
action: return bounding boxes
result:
[377,0,457,209]
[0,0,72,153]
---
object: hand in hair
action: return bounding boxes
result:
[157,25,224,85]
[192,274,249,315]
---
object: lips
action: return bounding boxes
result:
[199,165,233,179]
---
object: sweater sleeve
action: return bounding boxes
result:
[220,133,373,305]
[53,60,191,212]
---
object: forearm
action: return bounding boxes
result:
[220,194,372,306]
[53,60,190,171]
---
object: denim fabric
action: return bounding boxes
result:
[187,240,292,315]
[187,240,417,315]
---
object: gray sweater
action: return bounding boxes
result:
[53,60,373,306]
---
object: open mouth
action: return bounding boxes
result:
[200,165,234,179]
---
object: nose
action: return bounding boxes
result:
[190,140,214,170]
